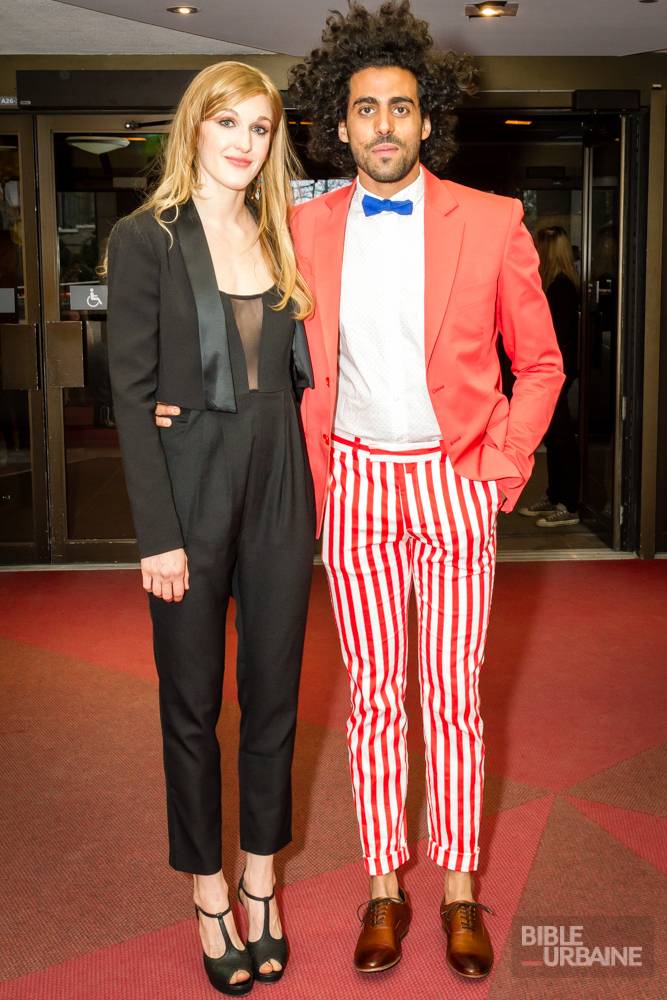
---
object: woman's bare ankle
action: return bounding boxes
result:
[193,870,229,910]
[243,853,276,895]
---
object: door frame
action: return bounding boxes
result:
[36,113,170,562]
[578,111,647,551]
[454,106,647,553]
[0,115,48,564]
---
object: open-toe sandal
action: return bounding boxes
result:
[195,903,254,996]
[238,875,288,984]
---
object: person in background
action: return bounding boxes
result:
[106,61,315,996]
[519,225,581,526]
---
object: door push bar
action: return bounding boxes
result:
[45,321,84,389]
[0,323,39,391]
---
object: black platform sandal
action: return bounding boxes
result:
[238,875,288,984]
[194,903,254,996]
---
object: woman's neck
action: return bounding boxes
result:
[192,181,250,230]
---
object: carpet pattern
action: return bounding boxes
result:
[1,563,666,998]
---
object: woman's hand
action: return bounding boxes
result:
[155,401,181,428]
[141,548,189,602]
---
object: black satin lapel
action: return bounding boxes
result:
[175,201,236,412]
[291,319,314,402]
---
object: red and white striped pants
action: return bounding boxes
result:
[322,434,500,876]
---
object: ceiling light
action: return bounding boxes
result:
[505,119,532,125]
[66,136,130,154]
[465,2,519,18]
[166,5,198,14]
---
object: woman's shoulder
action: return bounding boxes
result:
[111,207,156,240]
[110,206,177,254]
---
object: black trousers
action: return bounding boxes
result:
[545,376,580,513]
[150,391,314,875]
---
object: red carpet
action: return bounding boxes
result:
[1,562,666,998]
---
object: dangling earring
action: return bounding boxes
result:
[254,172,263,201]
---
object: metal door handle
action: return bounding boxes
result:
[46,320,84,388]
[0,322,39,390]
[594,280,612,304]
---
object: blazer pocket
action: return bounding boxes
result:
[163,406,192,428]
[452,277,498,299]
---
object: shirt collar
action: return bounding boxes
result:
[353,166,424,213]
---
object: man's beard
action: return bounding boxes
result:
[352,136,421,184]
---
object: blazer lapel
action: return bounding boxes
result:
[313,182,356,376]
[424,171,465,367]
[175,200,236,412]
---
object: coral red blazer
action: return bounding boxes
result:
[290,167,565,536]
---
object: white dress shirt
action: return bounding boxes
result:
[334,168,441,445]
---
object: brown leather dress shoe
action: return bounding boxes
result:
[440,899,494,979]
[354,889,412,973]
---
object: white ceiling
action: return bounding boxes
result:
[0,0,268,54]
[2,0,667,57]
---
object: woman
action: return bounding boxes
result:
[519,225,581,526]
[105,61,315,995]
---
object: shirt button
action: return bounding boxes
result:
[323,433,329,444]
[325,376,330,387]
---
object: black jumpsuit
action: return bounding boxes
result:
[150,286,315,875]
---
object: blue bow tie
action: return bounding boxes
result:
[361,193,414,217]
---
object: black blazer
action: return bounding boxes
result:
[106,200,314,558]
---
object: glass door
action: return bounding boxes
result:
[0,116,47,564]
[579,116,624,547]
[36,114,168,561]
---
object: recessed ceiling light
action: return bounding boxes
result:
[505,119,532,125]
[166,5,198,14]
[465,2,519,18]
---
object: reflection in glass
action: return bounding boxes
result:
[0,133,33,543]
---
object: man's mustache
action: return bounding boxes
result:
[367,137,406,150]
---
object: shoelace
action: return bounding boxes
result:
[357,897,396,927]
[440,900,495,931]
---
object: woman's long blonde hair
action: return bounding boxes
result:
[114,61,312,318]
[536,225,580,292]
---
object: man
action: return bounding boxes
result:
[289,0,563,979]
[157,0,564,980]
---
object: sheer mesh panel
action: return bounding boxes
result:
[229,295,263,390]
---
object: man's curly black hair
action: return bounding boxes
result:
[288,1,477,174]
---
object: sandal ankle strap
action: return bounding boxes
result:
[237,868,276,904]
[195,902,242,956]
[239,880,275,904]
[195,902,233,920]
